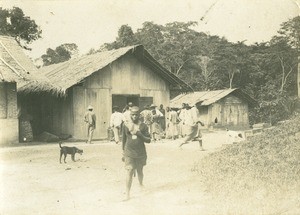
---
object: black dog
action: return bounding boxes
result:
[59,142,83,163]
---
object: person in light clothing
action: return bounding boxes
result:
[110,106,124,144]
[84,105,96,144]
[178,103,188,137]
[169,107,180,140]
[140,105,153,134]
[179,102,204,150]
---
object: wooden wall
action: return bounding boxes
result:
[22,53,172,140]
[71,54,171,140]
[204,95,249,129]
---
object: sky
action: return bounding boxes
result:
[1,0,300,59]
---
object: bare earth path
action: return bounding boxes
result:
[0,131,226,215]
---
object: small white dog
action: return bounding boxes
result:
[225,129,244,144]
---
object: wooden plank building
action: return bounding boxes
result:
[170,89,256,129]
[21,45,192,140]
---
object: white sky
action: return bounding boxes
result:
[1,0,300,59]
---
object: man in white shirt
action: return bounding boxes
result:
[178,103,188,137]
[110,106,124,144]
[179,102,204,150]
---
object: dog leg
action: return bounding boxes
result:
[64,154,67,163]
[71,154,75,162]
[60,151,63,163]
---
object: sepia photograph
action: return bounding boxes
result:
[0,0,299,214]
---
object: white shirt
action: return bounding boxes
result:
[185,107,200,126]
[123,110,132,125]
[152,108,163,117]
[110,112,124,127]
[179,108,188,123]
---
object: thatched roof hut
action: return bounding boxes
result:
[19,44,192,140]
[37,45,192,95]
[0,36,58,93]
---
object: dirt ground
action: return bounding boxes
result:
[0,130,228,215]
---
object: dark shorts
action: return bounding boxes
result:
[124,156,147,170]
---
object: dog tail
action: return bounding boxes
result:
[59,141,63,148]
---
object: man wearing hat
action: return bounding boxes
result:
[84,105,96,144]
[122,106,151,201]
[109,106,124,144]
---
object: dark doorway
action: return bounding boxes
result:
[112,95,153,112]
[112,94,139,112]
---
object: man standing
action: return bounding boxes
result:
[140,105,153,134]
[159,104,166,135]
[178,103,188,137]
[110,106,124,144]
[122,106,151,201]
[84,105,96,144]
[169,107,180,140]
[178,102,204,150]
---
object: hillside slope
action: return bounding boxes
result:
[195,114,300,214]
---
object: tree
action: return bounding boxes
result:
[213,42,241,88]
[0,7,41,47]
[135,22,165,60]
[105,24,137,50]
[160,22,198,76]
[277,16,300,53]
[276,16,300,97]
[41,43,78,66]
[269,37,297,93]
[194,55,219,90]
[117,24,137,47]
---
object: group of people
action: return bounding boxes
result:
[84,101,205,201]
[109,103,167,144]
[165,103,204,147]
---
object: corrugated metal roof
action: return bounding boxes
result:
[38,45,192,95]
[171,88,256,108]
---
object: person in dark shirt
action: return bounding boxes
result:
[122,106,151,201]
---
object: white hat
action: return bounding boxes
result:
[87,105,93,110]
[150,104,157,108]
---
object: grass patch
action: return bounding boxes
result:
[194,114,300,214]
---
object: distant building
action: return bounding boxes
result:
[170,89,256,129]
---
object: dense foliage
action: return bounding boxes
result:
[41,43,78,66]
[100,17,299,125]
[194,114,300,214]
[0,7,41,46]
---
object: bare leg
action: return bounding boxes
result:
[179,125,197,148]
[125,169,134,201]
[179,141,188,148]
[198,139,204,151]
[136,166,144,186]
